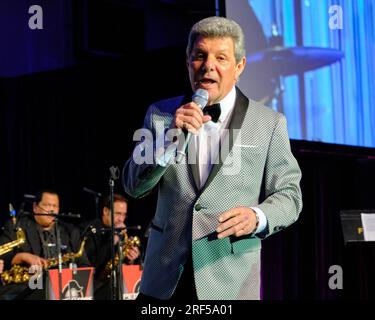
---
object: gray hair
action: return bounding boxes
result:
[186,16,246,64]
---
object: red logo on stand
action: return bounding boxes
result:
[47,267,94,300]
[122,264,143,300]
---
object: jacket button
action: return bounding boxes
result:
[195,204,202,211]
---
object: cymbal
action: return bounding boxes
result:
[247,46,344,77]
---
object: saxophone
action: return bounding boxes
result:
[0,228,26,257]
[1,236,88,285]
[101,230,141,279]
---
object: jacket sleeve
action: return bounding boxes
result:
[122,104,172,199]
[257,114,303,238]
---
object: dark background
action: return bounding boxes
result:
[1,0,375,299]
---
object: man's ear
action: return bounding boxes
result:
[103,207,109,217]
[235,56,246,82]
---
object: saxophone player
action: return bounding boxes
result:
[0,189,90,299]
[84,194,140,272]
[83,194,140,299]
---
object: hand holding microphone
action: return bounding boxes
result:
[175,89,210,163]
[174,89,211,134]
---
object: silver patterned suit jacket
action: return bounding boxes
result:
[123,87,302,300]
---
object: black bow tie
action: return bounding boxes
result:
[203,103,221,123]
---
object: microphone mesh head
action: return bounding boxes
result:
[192,89,209,109]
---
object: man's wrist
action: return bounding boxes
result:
[250,207,268,235]
[250,209,259,235]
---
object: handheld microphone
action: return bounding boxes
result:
[176,89,209,164]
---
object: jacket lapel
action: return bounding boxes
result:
[27,219,42,256]
[177,93,201,191]
[200,87,249,193]
[190,160,200,192]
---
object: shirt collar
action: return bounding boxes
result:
[216,86,236,124]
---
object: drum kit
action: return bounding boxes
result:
[244,28,344,111]
[248,45,344,78]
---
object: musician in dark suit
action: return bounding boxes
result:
[83,194,140,299]
[123,16,302,300]
[0,189,89,270]
[0,189,90,299]
[84,194,140,277]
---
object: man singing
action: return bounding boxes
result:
[123,16,302,300]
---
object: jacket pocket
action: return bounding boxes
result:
[230,235,261,254]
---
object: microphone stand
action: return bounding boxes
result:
[83,187,102,220]
[13,193,35,230]
[14,202,25,230]
[109,166,120,300]
[117,232,125,300]
[54,216,63,301]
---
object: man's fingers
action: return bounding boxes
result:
[177,110,203,125]
[127,247,139,260]
[175,103,205,131]
[233,220,251,237]
[128,252,137,260]
[42,259,48,268]
[181,122,197,135]
[32,256,47,268]
[217,220,249,239]
[34,260,42,267]
[216,214,248,233]
[178,115,202,130]
[216,207,256,239]
[218,207,241,223]
[176,107,202,119]
[175,117,200,133]
[203,115,212,123]
[183,102,204,117]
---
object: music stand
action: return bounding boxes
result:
[340,209,375,299]
[340,209,375,244]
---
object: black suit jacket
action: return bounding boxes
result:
[83,219,141,280]
[83,219,112,279]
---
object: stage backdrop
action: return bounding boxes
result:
[226,0,375,148]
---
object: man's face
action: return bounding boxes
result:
[102,201,127,228]
[33,192,59,229]
[187,36,246,105]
